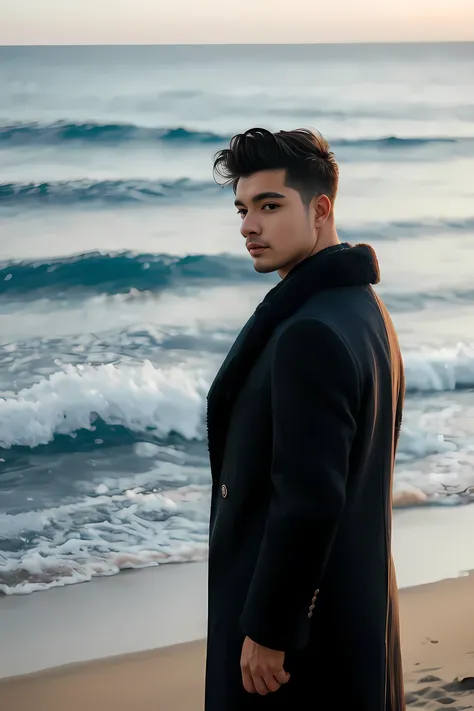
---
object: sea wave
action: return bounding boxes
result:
[0,361,207,450]
[3,176,474,212]
[337,136,465,148]
[0,478,211,595]
[1,356,474,596]
[383,286,474,312]
[1,345,474,451]
[0,178,220,206]
[2,248,474,300]
[1,379,474,596]
[1,457,473,594]
[403,343,474,393]
[0,251,259,297]
[2,120,473,152]
[0,122,227,145]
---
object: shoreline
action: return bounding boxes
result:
[0,560,208,680]
[392,502,474,588]
[1,572,473,710]
[1,504,474,685]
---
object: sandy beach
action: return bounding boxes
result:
[1,506,473,710]
[1,573,473,711]
[401,574,474,708]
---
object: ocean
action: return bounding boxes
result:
[1,43,474,596]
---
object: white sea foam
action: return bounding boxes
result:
[0,361,208,448]
[394,449,474,508]
[403,343,474,392]
[1,344,474,450]
[1,406,473,594]
[1,347,474,595]
[1,450,473,595]
[0,475,211,595]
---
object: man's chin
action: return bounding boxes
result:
[252,258,277,274]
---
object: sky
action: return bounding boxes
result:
[1,0,474,45]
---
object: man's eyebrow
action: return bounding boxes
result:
[234,191,286,207]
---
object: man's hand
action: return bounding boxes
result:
[240,635,290,695]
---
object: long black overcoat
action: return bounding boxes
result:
[205,243,406,710]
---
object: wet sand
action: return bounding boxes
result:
[1,506,474,710]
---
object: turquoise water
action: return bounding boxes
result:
[1,43,473,594]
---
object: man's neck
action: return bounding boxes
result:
[313,226,341,255]
[278,229,341,280]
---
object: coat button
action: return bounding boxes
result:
[221,484,228,498]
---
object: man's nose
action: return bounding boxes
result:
[240,214,261,239]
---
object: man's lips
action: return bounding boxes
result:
[247,243,268,256]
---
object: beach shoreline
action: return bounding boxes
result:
[0,560,208,680]
[1,504,474,680]
[1,571,473,710]
[1,504,474,709]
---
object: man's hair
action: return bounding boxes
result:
[213,127,339,206]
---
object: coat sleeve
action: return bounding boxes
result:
[239,317,360,652]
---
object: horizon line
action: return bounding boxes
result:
[1,39,474,48]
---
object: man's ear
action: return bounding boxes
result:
[312,194,332,227]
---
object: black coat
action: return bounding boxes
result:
[205,243,406,711]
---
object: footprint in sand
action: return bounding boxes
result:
[406,675,474,709]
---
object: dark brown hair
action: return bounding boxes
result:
[213,127,339,206]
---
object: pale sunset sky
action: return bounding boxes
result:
[1,0,473,45]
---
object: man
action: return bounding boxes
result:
[205,127,405,710]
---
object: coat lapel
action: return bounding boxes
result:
[206,242,380,483]
[206,311,257,407]
[206,314,256,484]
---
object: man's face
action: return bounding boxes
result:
[234,169,318,278]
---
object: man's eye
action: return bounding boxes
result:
[262,203,279,211]
[237,209,247,218]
